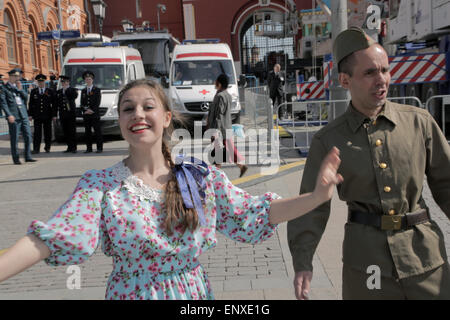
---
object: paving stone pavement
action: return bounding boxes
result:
[0,136,449,300]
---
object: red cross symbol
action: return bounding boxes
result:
[199,89,210,95]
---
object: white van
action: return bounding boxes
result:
[169,40,241,126]
[56,42,145,138]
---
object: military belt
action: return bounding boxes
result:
[348,208,429,231]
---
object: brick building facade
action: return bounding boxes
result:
[0,0,91,80]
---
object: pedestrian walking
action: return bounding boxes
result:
[1,69,36,165]
[267,64,286,119]
[287,26,450,300]
[0,79,343,300]
[207,73,248,177]
[56,75,78,153]
[28,74,57,153]
[80,71,102,153]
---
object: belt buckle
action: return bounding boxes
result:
[381,215,402,230]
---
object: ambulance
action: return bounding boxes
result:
[169,40,241,127]
[55,42,145,139]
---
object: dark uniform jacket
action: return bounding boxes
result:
[28,87,57,120]
[2,82,29,120]
[287,100,450,279]
[80,86,101,119]
[267,70,284,98]
[56,87,78,120]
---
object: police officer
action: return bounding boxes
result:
[28,74,56,153]
[56,75,78,153]
[287,27,450,299]
[80,71,102,153]
[2,69,36,165]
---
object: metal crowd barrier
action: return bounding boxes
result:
[243,86,273,133]
[425,95,450,142]
[274,99,349,153]
[274,96,428,153]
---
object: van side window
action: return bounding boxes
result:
[128,64,137,81]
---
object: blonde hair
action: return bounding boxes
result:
[118,79,198,235]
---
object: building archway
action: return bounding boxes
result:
[231,1,295,84]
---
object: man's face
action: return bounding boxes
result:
[274,65,280,73]
[37,80,46,88]
[339,44,391,113]
[62,80,70,88]
[85,76,93,86]
[9,75,19,83]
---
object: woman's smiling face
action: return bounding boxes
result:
[118,85,172,148]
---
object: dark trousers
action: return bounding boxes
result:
[271,94,286,118]
[33,119,52,152]
[61,117,77,151]
[83,117,103,151]
[8,118,32,162]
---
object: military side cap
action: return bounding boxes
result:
[35,74,47,81]
[82,71,95,79]
[59,75,70,81]
[333,26,377,65]
[8,68,23,76]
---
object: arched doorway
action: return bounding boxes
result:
[239,9,294,85]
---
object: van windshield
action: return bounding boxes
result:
[63,65,124,90]
[172,60,236,86]
[117,39,170,78]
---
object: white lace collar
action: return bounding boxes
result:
[111,161,164,202]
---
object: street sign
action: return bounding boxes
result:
[61,30,81,38]
[37,29,80,40]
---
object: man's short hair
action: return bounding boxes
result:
[338,53,356,76]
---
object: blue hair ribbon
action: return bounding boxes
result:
[173,155,210,226]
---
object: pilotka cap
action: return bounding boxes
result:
[333,26,377,65]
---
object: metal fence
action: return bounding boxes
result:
[242,86,273,133]
[425,95,450,142]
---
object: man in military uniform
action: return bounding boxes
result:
[288,27,450,299]
[55,75,78,153]
[80,71,102,153]
[28,74,57,153]
[2,69,36,165]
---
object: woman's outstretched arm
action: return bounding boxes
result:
[269,147,343,224]
[0,234,50,283]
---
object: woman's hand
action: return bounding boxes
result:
[312,147,343,203]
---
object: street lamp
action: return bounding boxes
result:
[121,19,134,32]
[91,0,107,42]
[157,4,166,31]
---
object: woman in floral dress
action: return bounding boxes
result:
[0,79,343,300]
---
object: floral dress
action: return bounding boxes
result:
[27,160,280,300]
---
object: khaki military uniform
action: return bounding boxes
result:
[287,101,450,299]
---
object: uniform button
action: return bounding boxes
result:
[384,186,391,193]
[389,209,396,215]
[379,163,387,169]
[375,139,382,146]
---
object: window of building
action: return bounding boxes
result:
[4,10,17,63]
[29,24,37,68]
[136,0,142,18]
[46,26,55,71]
